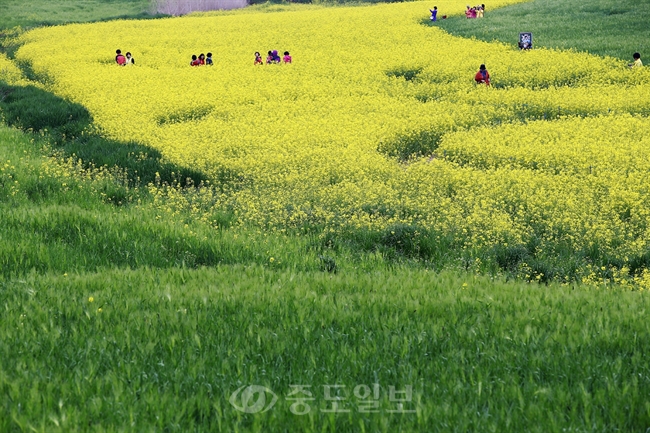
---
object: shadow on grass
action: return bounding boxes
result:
[0,81,206,187]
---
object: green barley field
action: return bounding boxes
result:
[1,0,650,431]
[436,0,650,61]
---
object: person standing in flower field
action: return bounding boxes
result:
[430,6,437,22]
[283,51,292,64]
[115,49,126,65]
[125,52,135,65]
[475,64,490,85]
[629,52,642,68]
[206,53,213,65]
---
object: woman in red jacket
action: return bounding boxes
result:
[474,64,490,86]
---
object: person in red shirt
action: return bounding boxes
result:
[474,64,490,86]
[115,49,126,65]
[199,53,206,65]
[190,55,200,66]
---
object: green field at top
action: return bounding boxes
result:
[0,0,153,30]
[435,0,650,61]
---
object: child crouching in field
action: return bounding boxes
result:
[475,64,490,85]
[629,52,642,68]
[254,52,263,65]
[283,51,292,64]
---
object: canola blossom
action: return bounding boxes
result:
[9,0,650,285]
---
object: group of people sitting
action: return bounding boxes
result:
[114,48,639,87]
[190,53,214,66]
[115,49,135,65]
[466,4,485,18]
[429,4,484,22]
[115,49,293,67]
[255,50,292,65]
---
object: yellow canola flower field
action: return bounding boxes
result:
[11,0,650,285]
[0,53,30,86]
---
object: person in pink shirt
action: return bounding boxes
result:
[283,51,292,64]
[465,6,473,18]
[115,49,126,65]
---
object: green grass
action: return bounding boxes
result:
[0,123,333,278]
[1,102,649,430]
[0,82,206,187]
[433,0,650,61]
[0,0,155,30]
[2,119,649,431]
[2,266,650,431]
